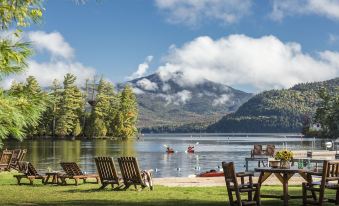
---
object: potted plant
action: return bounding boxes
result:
[275,149,293,169]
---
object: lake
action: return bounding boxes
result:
[2,133,330,177]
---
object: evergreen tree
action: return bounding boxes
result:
[86,78,116,137]
[55,73,84,137]
[114,85,138,139]
[0,0,44,146]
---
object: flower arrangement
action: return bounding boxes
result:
[275,149,293,161]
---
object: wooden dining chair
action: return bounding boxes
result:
[302,160,339,206]
[222,161,260,206]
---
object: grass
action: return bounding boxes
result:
[0,172,337,206]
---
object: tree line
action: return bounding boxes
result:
[8,74,138,139]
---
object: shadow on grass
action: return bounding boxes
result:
[32,199,293,206]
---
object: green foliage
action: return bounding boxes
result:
[0,0,45,146]
[207,78,339,133]
[314,88,339,138]
[55,73,84,137]
[114,85,138,139]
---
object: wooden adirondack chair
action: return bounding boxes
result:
[302,160,339,206]
[95,157,121,189]
[118,157,153,190]
[59,162,99,185]
[222,161,260,206]
[0,150,13,171]
[9,149,27,170]
[264,145,275,157]
[13,161,46,185]
[251,145,263,157]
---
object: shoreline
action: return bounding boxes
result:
[153,175,313,187]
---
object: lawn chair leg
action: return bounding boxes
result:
[15,176,21,185]
[28,178,34,185]
[336,189,339,204]
[99,183,107,189]
[123,184,131,190]
[74,178,78,186]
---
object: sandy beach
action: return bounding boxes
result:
[154,175,310,187]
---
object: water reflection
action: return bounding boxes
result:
[2,134,328,177]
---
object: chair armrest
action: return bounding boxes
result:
[236,172,254,177]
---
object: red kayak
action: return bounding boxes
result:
[197,170,224,177]
[166,150,175,153]
[187,150,194,153]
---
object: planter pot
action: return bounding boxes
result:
[280,160,290,169]
[269,160,280,168]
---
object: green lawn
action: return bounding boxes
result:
[0,172,336,206]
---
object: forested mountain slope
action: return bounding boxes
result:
[207,78,339,133]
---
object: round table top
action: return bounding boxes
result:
[254,167,307,173]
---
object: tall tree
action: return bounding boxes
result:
[114,85,138,139]
[0,0,44,146]
[55,73,84,137]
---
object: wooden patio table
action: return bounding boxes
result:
[255,167,322,206]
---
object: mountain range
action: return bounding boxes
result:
[122,73,253,132]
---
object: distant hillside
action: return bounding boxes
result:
[120,73,253,132]
[207,78,339,133]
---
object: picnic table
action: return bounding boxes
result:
[255,167,321,206]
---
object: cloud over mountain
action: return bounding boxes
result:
[156,34,339,92]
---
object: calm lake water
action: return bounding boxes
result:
[2,133,331,177]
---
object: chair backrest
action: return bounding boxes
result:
[18,161,40,176]
[222,161,242,205]
[0,150,13,165]
[253,144,263,156]
[118,157,143,185]
[60,162,83,176]
[95,157,119,183]
[324,160,339,182]
[18,149,27,162]
[265,144,275,157]
[10,149,21,164]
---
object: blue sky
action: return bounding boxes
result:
[6,0,339,93]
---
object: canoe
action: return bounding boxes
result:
[197,170,224,177]
[187,150,195,153]
[166,150,175,153]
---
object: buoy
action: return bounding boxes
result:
[155,168,159,172]
[177,167,181,171]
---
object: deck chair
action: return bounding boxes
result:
[0,150,13,171]
[59,162,99,185]
[222,161,260,206]
[302,160,339,206]
[264,145,275,157]
[13,161,46,185]
[251,145,263,157]
[95,157,121,189]
[10,149,27,170]
[118,157,153,190]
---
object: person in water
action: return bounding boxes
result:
[187,145,194,153]
[167,147,174,153]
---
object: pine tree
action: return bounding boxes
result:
[87,78,116,137]
[0,0,44,146]
[114,85,138,139]
[55,73,84,137]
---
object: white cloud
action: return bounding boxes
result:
[127,55,153,80]
[2,60,95,89]
[1,31,96,89]
[27,31,74,59]
[270,0,339,21]
[212,94,231,106]
[328,33,339,44]
[154,0,252,26]
[132,87,145,94]
[156,34,339,92]
[158,90,192,105]
[136,78,159,91]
